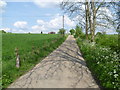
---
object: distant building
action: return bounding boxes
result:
[48,32,55,34]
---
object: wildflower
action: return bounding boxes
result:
[108,72,112,75]
[111,61,113,63]
[114,74,118,78]
[112,82,115,84]
[114,69,116,73]
[106,56,108,59]
[113,52,117,54]
[97,62,100,64]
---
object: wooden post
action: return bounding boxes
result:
[15,48,20,68]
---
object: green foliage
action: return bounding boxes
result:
[96,32,102,36]
[102,31,106,35]
[2,34,66,88]
[58,28,66,36]
[0,33,1,89]
[69,29,75,35]
[77,34,119,89]
[116,28,120,33]
[0,30,6,33]
[74,25,85,39]
[95,34,119,52]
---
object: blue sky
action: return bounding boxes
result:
[0,0,118,34]
[3,2,62,26]
[1,0,76,33]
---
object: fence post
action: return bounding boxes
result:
[15,48,20,68]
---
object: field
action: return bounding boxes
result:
[0,33,1,89]
[77,34,119,88]
[2,33,66,88]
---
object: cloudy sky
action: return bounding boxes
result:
[0,0,76,33]
[0,0,119,34]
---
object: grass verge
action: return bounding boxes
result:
[2,34,67,88]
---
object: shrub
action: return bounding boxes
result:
[69,29,75,35]
[95,35,119,52]
[77,37,119,89]
[58,28,66,36]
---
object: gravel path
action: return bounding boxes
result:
[8,35,99,88]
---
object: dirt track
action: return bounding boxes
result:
[8,35,99,88]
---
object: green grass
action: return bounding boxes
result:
[95,34,119,52]
[0,32,2,89]
[2,33,66,88]
[76,34,119,89]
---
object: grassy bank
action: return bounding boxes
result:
[0,32,2,89]
[76,34,119,89]
[2,33,66,88]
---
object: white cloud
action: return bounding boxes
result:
[0,0,7,13]
[64,15,76,27]
[32,0,63,8]
[32,25,45,30]
[12,29,27,33]
[0,28,11,32]
[0,27,28,33]
[5,14,75,33]
[14,21,28,29]
[37,20,45,25]
[31,14,76,33]
[48,17,62,29]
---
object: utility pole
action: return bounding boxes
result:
[63,15,64,29]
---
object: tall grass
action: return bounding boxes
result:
[2,33,66,88]
[0,32,2,89]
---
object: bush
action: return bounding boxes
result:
[95,35,119,52]
[58,28,66,36]
[77,37,119,89]
[0,30,6,33]
[69,29,75,35]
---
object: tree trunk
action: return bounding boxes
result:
[87,1,93,42]
[91,0,96,42]
[85,1,89,40]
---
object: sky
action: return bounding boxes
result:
[0,0,76,33]
[0,0,119,34]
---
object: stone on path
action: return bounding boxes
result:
[8,35,99,88]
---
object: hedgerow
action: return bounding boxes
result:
[77,35,119,89]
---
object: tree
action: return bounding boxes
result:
[69,29,75,35]
[60,0,115,42]
[0,30,6,33]
[96,32,102,36]
[115,1,120,33]
[74,25,84,38]
[58,28,66,36]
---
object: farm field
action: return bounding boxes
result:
[2,33,66,88]
[1,0,120,89]
[77,34,119,88]
[0,33,1,89]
